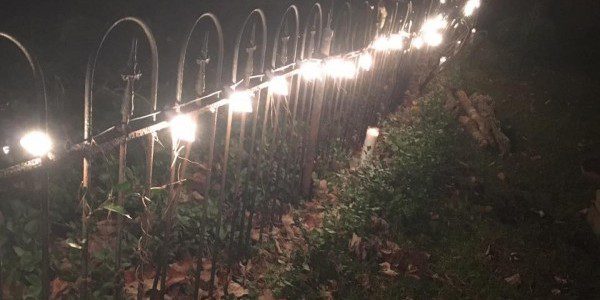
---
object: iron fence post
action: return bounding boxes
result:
[301,17,333,196]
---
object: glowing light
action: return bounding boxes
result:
[421,14,447,34]
[269,76,289,96]
[2,146,9,155]
[439,56,447,65]
[440,0,446,3]
[388,34,405,50]
[411,37,424,49]
[325,58,357,79]
[425,33,444,47]
[170,114,197,143]
[471,28,477,33]
[358,52,373,71]
[463,0,481,17]
[228,91,254,113]
[300,60,323,81]
[371,36,390,51]
[20,131,52,157]
[417,14,448,47]
[367,127,380,138]
[361,127,380,164]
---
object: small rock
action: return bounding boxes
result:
[551,289,561,296]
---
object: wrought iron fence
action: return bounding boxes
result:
[0,0,479,298]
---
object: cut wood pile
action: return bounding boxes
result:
[444,90,511,156]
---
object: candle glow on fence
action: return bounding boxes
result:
[228,91,254,113]
[170,114,197,143]
[388,33,405,50]
[2,146,9,155]
[269,76,289,96]
[411,36,424,49]
[367,127,380,138]
[463,0,481,17]
[358,52,373,71]
[361,127,380,165]
[300,60,323,80]
[325,58,357,79]
[414,14,447,48]
[20,131,52,157]
[371,36,390,51]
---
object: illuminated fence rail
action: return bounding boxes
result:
[0,0,480,298]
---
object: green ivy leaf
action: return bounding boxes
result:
[101,203,132,219]
[13,246,25,257]
[114,181,132,192]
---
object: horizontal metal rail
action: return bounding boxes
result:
[0,48,364,180]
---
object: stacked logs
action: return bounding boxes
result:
[445,90,511,156]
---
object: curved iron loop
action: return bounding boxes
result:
[81,16,159,300]
[0,32,50,300]
[331,2,353,54]
[271,5,300,69]
[85,16,159,128]
[300,3,324,60]
[83,16,159,188]
[175,12,225,104]
[231,8,268,84]
[167,12,225,299]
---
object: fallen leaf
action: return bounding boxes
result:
[200,270,211,283]
[281,213,294,228]
[228,282,249,298]
[554,275,568,285]
[497,172,506,181]
[480,205,493,213]
[348,233,362,251]
[192,191,204,201]
[251,228,261,241]
[379,262,398,277]
[304,212,324,231]
[50,278,70,299]
[319,180,328,193]
[274,239,283,254]
[504,273,521,285]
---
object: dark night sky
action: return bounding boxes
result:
[2,0,599,90]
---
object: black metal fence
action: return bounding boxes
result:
[0,0,479,298]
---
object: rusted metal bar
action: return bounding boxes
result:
[170,12,224,300]
[301,13,334,196]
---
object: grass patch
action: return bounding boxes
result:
[270,40,600,299]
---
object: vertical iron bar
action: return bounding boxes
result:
[301,17,333,196]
